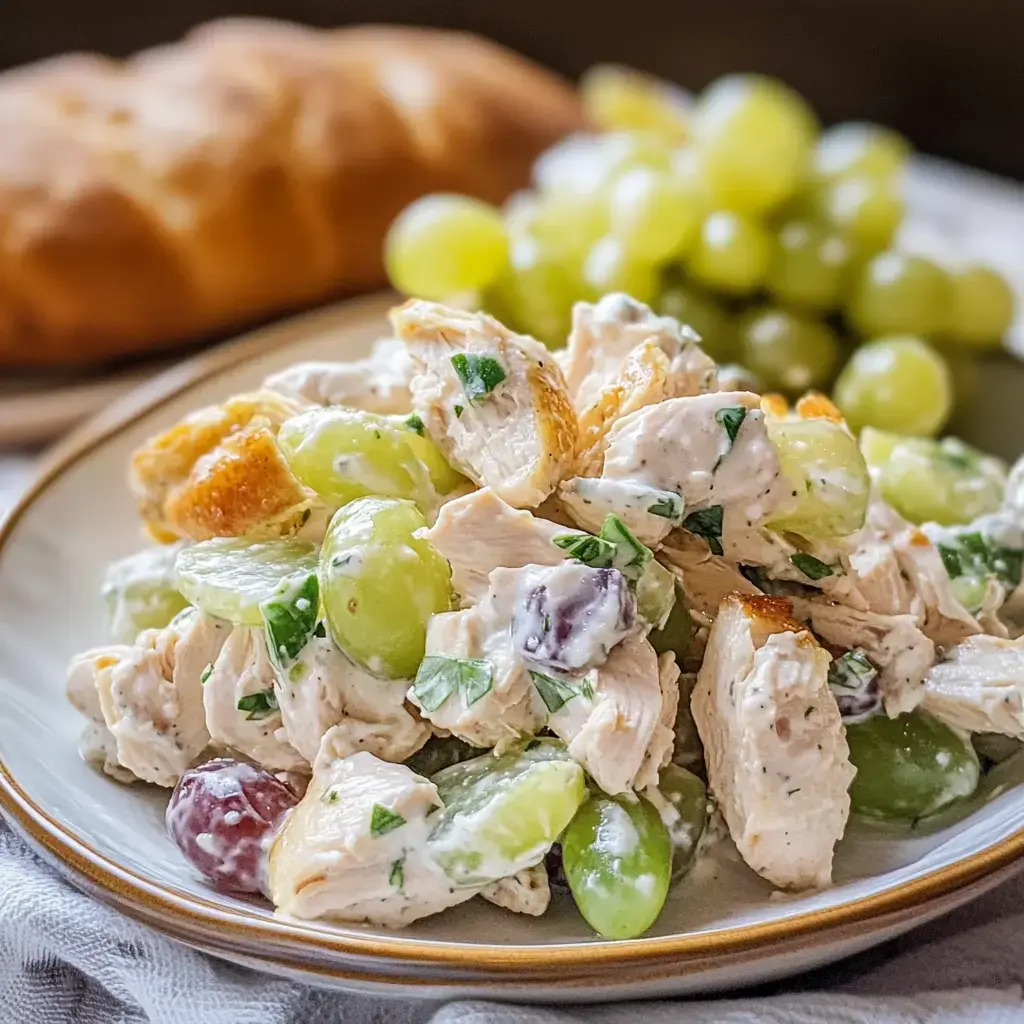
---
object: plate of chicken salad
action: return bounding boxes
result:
[59,290,1024,944]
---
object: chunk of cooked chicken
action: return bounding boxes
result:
[922,635,1024,737]
[659,530,762,619]
[692,594,854,891]
[561,293,715,411]
[268,749,477,926]
[203,627,306,774]
[421,488,581,605]
[263,337,414,415]
[790,597,935,716]
[280,633,430,765]
[130,390,311,542]
[68,610,231,787]
[391,300,577,508]
[547,634,670,796]
[561,391,785,547]
[480,864,551,916]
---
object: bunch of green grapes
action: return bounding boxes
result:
[384,65,1016,452]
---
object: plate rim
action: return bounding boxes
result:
[3,289,1024,976]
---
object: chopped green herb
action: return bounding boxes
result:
[738,564,767,590]
[714,405,748,467]
[236,688,278,720]
[370,804,406,837]
[682,506,724,556]
[646,490,685,521]
[790,553,840,581]
[313,621,327,639]
[260,571,319,669]
[552,532,616,568]
[599,514,651,579]
[938,531,1024,589]
[938,543,963,579]
[828,649,877,692]
[199,663,214,685]
[450,352,507,401]
[389,858,405,888]
[412,655,493,712]
[580,676,595,700]
[404,413,425,436]
[454,404,464,419]
[324,787,340,803]
[530,670,583,714]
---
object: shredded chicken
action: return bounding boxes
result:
[691,594,854,891]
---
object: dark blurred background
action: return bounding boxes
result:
[3,0,1023,180]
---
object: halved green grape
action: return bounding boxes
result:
[403,736,481,778]
[656,283,739,363]
[582,237,658,305]
[846,710,980,821]
[175,538,318,626]
[972,733,1022,769]
[858,425,901,469]
[608,167,702,262]
[649,581,694,663]
[656,763,708,877]
[320,497,451,679]
[766,220,852,311]
[580,64,690,145]
[692,74,817,215]
[813,176,904,255]
[635,557,677,629]
[428,739,586,886]
[385,194,507,300]
[847,252,951,338]
[739,308,841,395]
[687,211,771,295]
[833,336,952,436]
[103,546,190,644]
[765,415,870,538]
[562,791,672,939]
[812,122,911,182]
[389,416,468,496]
[945,265,1016,350]
[864,433,1007,526]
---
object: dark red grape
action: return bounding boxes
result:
[166,758,299,894]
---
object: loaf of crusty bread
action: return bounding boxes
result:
[0,20,583,367]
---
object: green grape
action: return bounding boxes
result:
[687,211,771,295]
[656,283,739,363]
[385,194,507,300]
[847,251,951,338]
[580,64,690,145]
[387,416,467,496]
[582,237,658,305]
[656,763,708,877]
[428,739,586,885]
[765,415,870,538]
[692,74,818,215]
[833,336,952,436]
[562,791,672,939]
[529,192,611,262]
[812,122,911,182]
[766,220,852,311]
[175,538,318,626]
[944,265,1016,350]
[649,581,694,663]
[403,736,480,778]
[320,497,451,679]
[278,407,448,510]
[865,433,1007,526]
[813,176,904,255]
[608,167,702,262]
[103,546,190,644]
[858,425,902,469]
[484,234,581,347]
[846,710,980,821]
[739,308,841,395]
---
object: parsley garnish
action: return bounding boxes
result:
[313,621,327,639]
[237,688,278,720]
[451,352,506,401]
[454,404,464,419]
[370,804,406,837]
[412,655,493,712]
[530,670,584,714]
[405,413,425,436]
[683,506,724,556]
[599,514,651,579]
[790,553,840,581]
[828,650,877,692]
[715,405,747,448]
[938,532,1024,589]
[389,858,405,888]
[552,533,616,568]
[260,572,319,669]
[646,490,685,521]
[200,663,213,685]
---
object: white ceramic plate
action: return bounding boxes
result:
[3,291,1024,1001]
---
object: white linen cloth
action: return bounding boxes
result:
[3,457,1024,1023]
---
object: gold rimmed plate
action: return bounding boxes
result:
[3,290,1024,1000]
